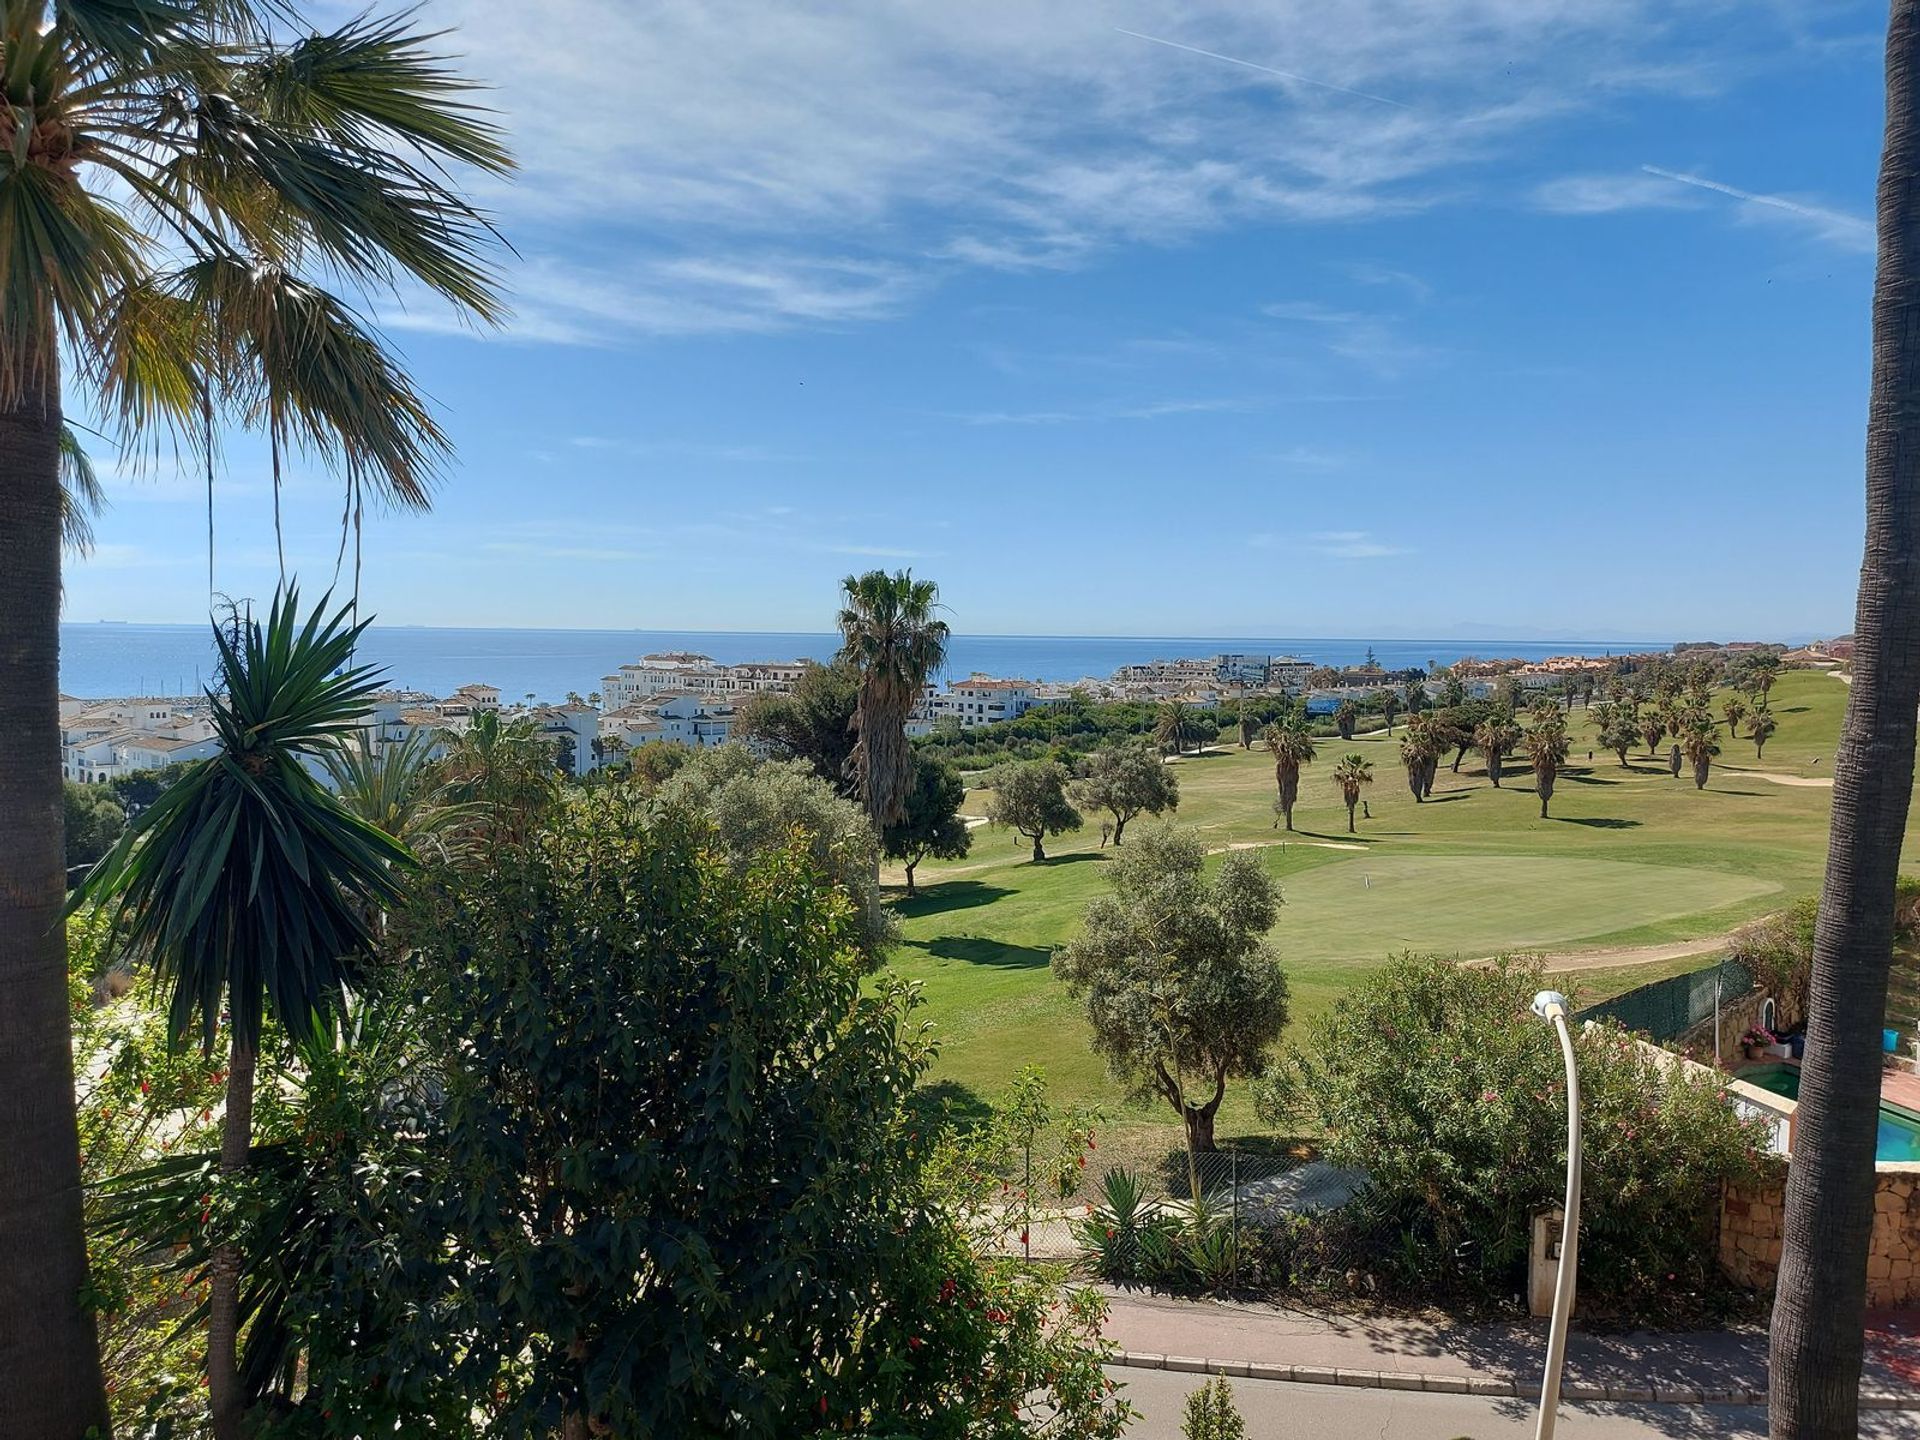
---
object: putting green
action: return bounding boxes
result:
[1271,853,1781,969]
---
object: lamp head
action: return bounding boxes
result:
[1531,990,1569,1020]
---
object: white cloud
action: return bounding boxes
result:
[1640,165,1874,252]
[1532,172,1701,215]
[420,0,1817,341]
[1247,528,1409,558]
[1310,529,1408,559]
[1533,166,1873,253]
[1261,301,1434,377]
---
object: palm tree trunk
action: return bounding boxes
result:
[0,385,112,1440]
[1346,801,1356,833]
[209,1040,257,1440]
[1771,7,1920,1432]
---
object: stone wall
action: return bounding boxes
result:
[1721,1165,1920,1305]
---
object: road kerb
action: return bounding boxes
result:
[1107,1351,1919,1409]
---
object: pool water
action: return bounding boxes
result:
[1738,1064,1920,1162]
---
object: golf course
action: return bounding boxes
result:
[885,669,1871,1138]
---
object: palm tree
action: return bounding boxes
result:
[1473,714,1519,788]
[1772,20,1920,1422]
[0,11,505,1429]
[1724,691,1751,736]
[1334,697,1359,740]
[1681,717,1720,790]
[838,570,950,828]
[1640,710,1668,756]
[73,592,412,1438]
[1399,719,1439,802]
[321,728,477,866]
[1523,712,1570,819]
[1749,706,1779,759]
[1263,719,1317,831]
[1156,699,1191,756]
[1381,692,1400,734]
[1331,753,1373,833]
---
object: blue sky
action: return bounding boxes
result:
[64,0,1886,639]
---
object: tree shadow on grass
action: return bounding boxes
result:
[894,881,1014,919]
[906,1079,993,1131]
[1036,852,1104,866]
[1415,793,1470,805]
[908,935,1053,970]
[1555,816,1642,829]
[1285,829,1375,844]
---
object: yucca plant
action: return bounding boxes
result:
[0,7,506,1429]
[322,726,478,867]
[74,588,414,1438]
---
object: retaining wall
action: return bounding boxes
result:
[1722,1166,1920,1306]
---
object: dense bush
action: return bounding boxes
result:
[120,786,1133,1438]
[64,781,126,870]
[1259,954,1774,1317]
[1074,1167,1237,1294]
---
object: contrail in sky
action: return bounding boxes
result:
[1114,27,1409,108]
[1640,164,1872,244]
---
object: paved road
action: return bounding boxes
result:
[1109,1370,1920,1439]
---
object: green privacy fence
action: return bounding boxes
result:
[1575,957,1754,1042]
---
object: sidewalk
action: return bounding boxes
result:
[1098,1289,1920,1406]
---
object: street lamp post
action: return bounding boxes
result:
[1531,990,1582,1440]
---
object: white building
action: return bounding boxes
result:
[61,700,218,783]
[599,654,809,710]
[934,676,1043,728]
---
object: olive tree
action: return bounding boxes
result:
[985,759,1083,861]
[1071,740,1179,845]
[1052,824,1288,1154]
[660,744,896,963]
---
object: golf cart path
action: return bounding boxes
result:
[1465,933,1733,975]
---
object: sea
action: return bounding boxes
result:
[59,625,1664,703]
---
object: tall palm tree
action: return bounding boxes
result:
[1331,753,1373,833]
[1522,712,1570,819]
[1381,692,1400,734]
[838,570,949,828]
[1334,697,1359,740]
[0,10,505,1430]
[1263,718,1317,831]
[1724,691,1751,736]
[1772,18,1920,1424]
[1749,706,1779,759]
[73,592,413,1439]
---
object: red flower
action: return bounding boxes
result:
[139,1081,151,1095]
[908,1335,924,1351]
[1019,1229,1029,1245]
[819,1396,828,1415]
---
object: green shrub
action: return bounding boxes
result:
[1182,1376,1247,1440]
[1262,954,1774,1317]
[1730,877,1920,1030]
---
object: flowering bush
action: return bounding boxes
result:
[1260,954,1776,1317]
[70,908,225,1438]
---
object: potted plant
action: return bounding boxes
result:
[1742,1026,1785,1062]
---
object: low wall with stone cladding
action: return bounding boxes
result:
[1721,1166,1920,1306]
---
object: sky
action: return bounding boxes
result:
[62,0,1888,640]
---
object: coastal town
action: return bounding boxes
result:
[58,639,1847,789]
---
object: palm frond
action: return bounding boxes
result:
[245,13,513,175]
[58,422,107,553]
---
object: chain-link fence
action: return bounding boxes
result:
[1576,957,1752,1042]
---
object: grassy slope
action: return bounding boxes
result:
[887,670,1886,1137]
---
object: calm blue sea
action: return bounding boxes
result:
[59,625,1661,703]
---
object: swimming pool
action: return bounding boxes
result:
[1738,1063,1920,1162]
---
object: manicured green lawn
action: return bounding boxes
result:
[887,669,1889,1138]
